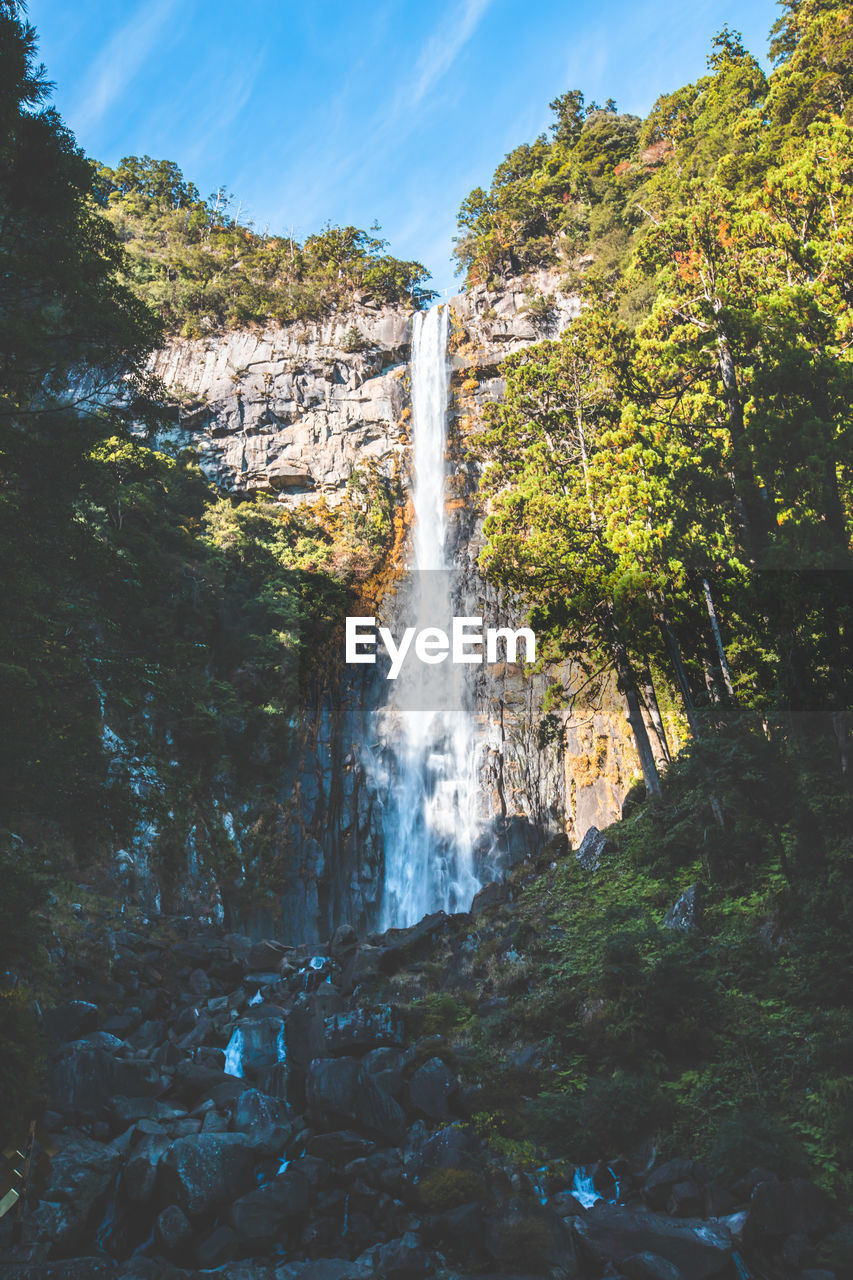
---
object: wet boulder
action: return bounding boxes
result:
[471,881,509,917]
[573,1204,732,1279]
[374,912,450,972]
[325,1006,404,1055]
[229,1168,311,1246]
[160,1132,256,1216]
[330,923,359,960]
[362,1047,406,1099]
[275,1262,367,1279]
[123,1133,170,1203]
[307,1057,406,1143]
[247,938,292,971]
[643,1160,708,1211]
[49,1041,163,1121]
[14,1133,124,1259]
[340,944,384,994]
[407,1057,459,1121]
[746,1177,833,1242]
[667,1180,705,1218]
[420,1123,482,1171]
[230,1087,291,1154]
[356,1233,431,1279]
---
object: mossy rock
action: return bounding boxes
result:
[419,1167,482,1211]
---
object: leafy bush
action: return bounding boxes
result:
[95,160,437,333]
[418,1168,481,1210]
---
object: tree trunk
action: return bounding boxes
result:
[702,576,735,700]
[648,591,702,738]
[640,670,672,765]
[714,314,773,560]
[648,590,727,828]
[609,613,662,800]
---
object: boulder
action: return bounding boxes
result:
[155,1204,193,1254]
[374,912,450,972]
[188,967,211,998]
[123,1133,169,1203]
[421,1201,484,1266]
[622,1254,682,1280]
[43,1000,99,1044]
[275,1262,367,1280]
[420,1124,482,1171]
[330,923,359,959]
[197,1223,239,1267]
[471,882,509,917]
[340,944,384,994]
[644,1160,708,1211]
[362,1047,406,1099]
[160,1133,256,1216]
[407,1057,459,1121]
[746,1177,833,1241]
[356,1232,430,1279]
[664,885,703,932]
[15,1133,124,1258]
[230,1169,311,1245]
[49,1042,161,1120]
[576,826,609,871]
[325,1006,404,1055]
[573,1205,732,1279]
[231,1087,290,1152]
[667,1180,705,1218]
[307,1130,377,1162]
[307,1057,406,1143]
[247,939,291,970]
[107,1097,184,1130]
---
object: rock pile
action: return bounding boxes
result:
[0,908,842,1279]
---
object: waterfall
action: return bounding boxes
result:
[223,1026,244,1078]
[378,305,483,929]
[572,1167,603,1208]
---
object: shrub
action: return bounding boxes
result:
[419,1167,482,1210]
[528,1072,671,1163]
[707,1109,808,1184]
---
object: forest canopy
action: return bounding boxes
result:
[95,154,436,337]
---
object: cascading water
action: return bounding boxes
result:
[378,305,483,929]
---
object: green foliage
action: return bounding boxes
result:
[421,992,471,1037]
[418,1167,482,1210]
[494,1215,555,1271]
[0,989,44,1144]
[529,1074,671,1164]
[453,91,642,288]
[95,163,436,334]
[452,729,853,1204]
[0,836,46,973]
[708,1108,809,1183]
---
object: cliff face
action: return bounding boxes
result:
[148,303,411,501]
[133,274,638,941]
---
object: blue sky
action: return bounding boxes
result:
[29,0,779,296]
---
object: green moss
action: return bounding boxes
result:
[418,1168,482,1210]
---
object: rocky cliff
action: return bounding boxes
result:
[129,272,640,942]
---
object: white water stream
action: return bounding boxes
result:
[378,305,483,929]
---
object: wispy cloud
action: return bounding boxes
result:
[71,0,183,136]
[285,0,494,214]
[409,0,493,108]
